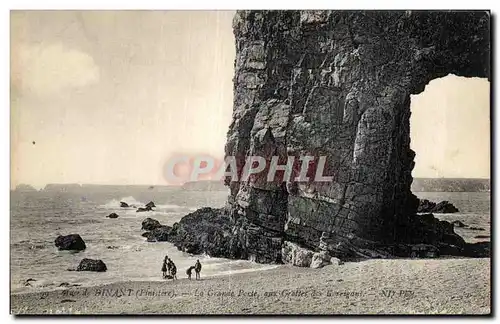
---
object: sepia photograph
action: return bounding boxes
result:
[9,8,491,315]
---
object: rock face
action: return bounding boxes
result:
[54,234,86,251]
[141,218,162,230]
[168,11,490,264]
[76,258,107,272]
[417,199,459,213]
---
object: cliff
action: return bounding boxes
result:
[170,10,490,263]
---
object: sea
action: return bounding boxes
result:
[10,188,490,294]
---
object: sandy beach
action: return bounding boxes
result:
[11,257,490,315]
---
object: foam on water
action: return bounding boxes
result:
[101,197,145,209]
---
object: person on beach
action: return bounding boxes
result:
[186,266,195,280]
[161,259,168,279]
[167,258,173,277]
[170,262,177,280]
[194,259,202,280]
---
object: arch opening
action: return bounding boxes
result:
[409,74,490,182]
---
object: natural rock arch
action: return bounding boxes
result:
[224,10,490,260]
[169,10,490,262]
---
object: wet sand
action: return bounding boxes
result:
[11,258,490,315]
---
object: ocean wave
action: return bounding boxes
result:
[101,197,143,209]
[155,204,194,210]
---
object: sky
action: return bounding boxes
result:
[10,11,490,189]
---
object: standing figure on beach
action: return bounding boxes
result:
[194,259,202,280]
[186,266,195,280]
[167,258,173,277]
[170,262,177,280]
[161,258,168,279]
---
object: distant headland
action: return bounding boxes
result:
[13,178,490,193]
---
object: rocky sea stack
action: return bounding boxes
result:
[165,11,490,264]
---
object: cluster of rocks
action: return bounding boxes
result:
[140,210,243,258]
[417,199,459,213]
[141,217,173,242]
[50,200,158,275]
[54,234,107,272]
[120,200,156,212]
[282,241,343,268]
[143,205,490,268]
[107,201,158,219]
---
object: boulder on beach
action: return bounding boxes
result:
[417,199,459,213]
[107,213,119,219]
[141,217,162,230]
[282,243,342,268]
[76,258,107,272]
[120,202,129,208]
[55,234,86,251]
[145,201,156,209]
[310,251,332,269]
[282,241,314,267]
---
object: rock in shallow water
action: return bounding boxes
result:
[417,199,459,213]
[120,202,129,208]
[76,258,107,272]
[54,234,86,251]
[144,226,173,242]
[107,213,119,219]
[141,217,162,230]
[165,207,243,258]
